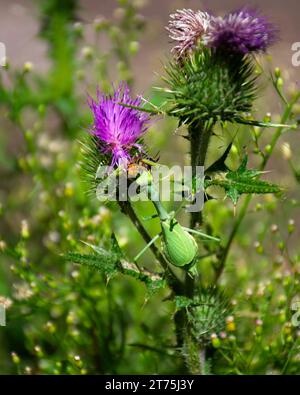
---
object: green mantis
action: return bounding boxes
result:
[133,169,220,271]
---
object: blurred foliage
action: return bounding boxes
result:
[0,0,300,375]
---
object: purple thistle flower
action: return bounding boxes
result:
[206,8,277,54]
[167,9,211,58]
[88,83,150,169]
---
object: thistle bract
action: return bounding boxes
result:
[88,82,150,169]
[187,288,230,345]
[164,47,258,126]
[206,8,277,54]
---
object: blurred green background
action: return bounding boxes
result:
[0,0,300,375]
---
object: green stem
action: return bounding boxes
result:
[189,122,213,229]
[215,92,300,283]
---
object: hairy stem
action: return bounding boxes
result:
[189,122,213,229]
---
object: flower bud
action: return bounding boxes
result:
[211,333,221,348]
[226,316,236,332]
[277,77,284,88]
[23,62,33,73]
[274,67,281,78]
[81,46,94,60]
[129,41,140,55]
[288,219,295,234]
[11,352,20,364]
[21,220,30,239]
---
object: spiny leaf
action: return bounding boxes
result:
[64,251,119,277]
[64,236,166,294]
[205,155,282,205]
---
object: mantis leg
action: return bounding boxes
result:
[141,214,159,221]
[134,233,162,262]
[182,227,220,242]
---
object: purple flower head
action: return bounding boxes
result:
[88,83,150,169]
[167,9,211,58]
[206,8,278,54]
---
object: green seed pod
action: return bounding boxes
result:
[161,219,198,268]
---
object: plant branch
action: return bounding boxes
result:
[215,92,300,283]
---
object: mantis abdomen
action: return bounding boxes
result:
[161,219,198,268]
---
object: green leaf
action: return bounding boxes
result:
[205,155,282,205]
[64,251,119,277]
[64,235,166,294]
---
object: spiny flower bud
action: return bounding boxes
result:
[187,288,230,345]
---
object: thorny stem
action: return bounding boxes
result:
[182,121,213,374]
[215,92,300,283]
[199,348,207,375]
[189,122,213,229]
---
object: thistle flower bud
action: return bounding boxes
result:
[64,182,74,197]
[81,46,94,60]
[45,321,56,334]
[226,316,236,332]
[23,61,33,73]
[264,144,272,154]
[277,77,284,88]
[271,224,278,233]
[288,219,295,234]
[21,219,30,239]
[11,352,20,364]
[274,67,281,78]
[187,288,230,345]
[74,355,83,368]
[211,333,221,348]
[129,41,140,55]
[254,241,263,254]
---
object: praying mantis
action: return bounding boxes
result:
[132,166,220,272]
